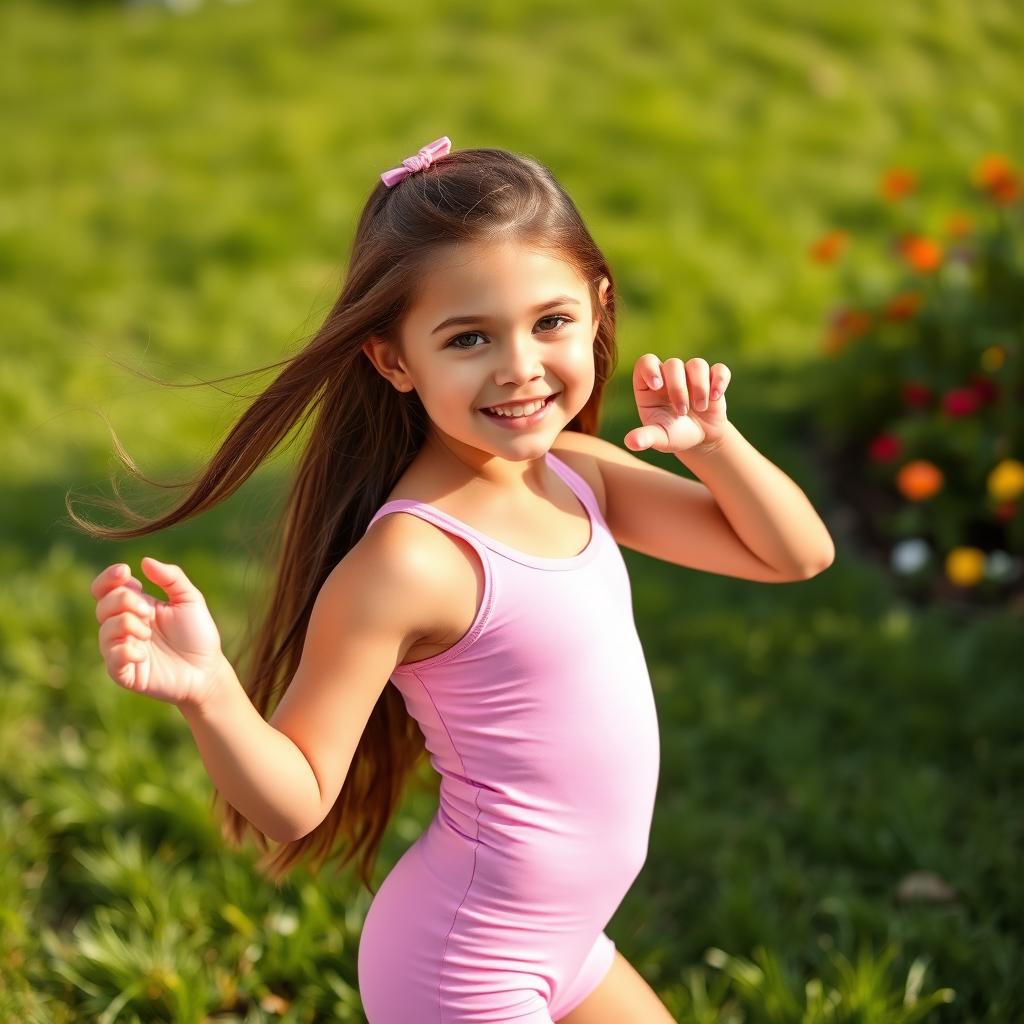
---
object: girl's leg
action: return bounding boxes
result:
[554,949,674,1024]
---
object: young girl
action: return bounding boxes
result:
[88,136,835,1023]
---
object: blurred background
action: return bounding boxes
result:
[2,0,1021,1020]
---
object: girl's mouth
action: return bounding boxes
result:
[480,393,558,429]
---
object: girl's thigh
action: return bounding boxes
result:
[553,949,675,1024]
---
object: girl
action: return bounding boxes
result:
[86,136,835,1023]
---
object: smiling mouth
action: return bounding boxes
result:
[480,393,558,417]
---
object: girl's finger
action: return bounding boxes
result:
[710,363,731,400]
[660,357,689,415]
[686,357,711,410]
[96,583,149,625]
[100,612,152,647]
[633,353,665,391]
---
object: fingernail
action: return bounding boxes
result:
[650,375,662,388]
[711,389,721,400]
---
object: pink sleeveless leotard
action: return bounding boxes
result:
[356,450,661,1023]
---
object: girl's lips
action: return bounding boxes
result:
[480,393,558,429]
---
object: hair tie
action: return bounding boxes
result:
[380,136,452,188]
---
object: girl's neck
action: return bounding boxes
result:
[411,431,555,503]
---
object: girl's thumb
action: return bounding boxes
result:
[625,429,651,451]
[141,556,197,602]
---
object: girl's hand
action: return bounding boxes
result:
[624,354,732,455]
[92,558,226,711]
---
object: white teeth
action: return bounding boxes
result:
[487,397,547,417]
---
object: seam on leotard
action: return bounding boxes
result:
[438,788,481,1024]
[409,665,484,1024]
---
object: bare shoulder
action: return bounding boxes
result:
[356,509,477,609]
[549,430,608,518]
[356,508,483,656]
[266,513,476,840]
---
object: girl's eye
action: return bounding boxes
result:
[446,315,573,350]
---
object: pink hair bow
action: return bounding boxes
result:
[380,136,452,187]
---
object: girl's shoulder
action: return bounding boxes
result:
[354,509,482,662]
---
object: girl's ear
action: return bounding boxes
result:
[362,335,415,393]
[598,277,611,309]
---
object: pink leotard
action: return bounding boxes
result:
[356,451,661,1023]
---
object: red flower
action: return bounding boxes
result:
[868,433,902,462]
[898,235,944,273]
[883,291,923,321]
[882,168,917,201]
[809,230,848,264]
[901,381,933,409]
[994,501,1018,523]
[967,374,998,407]
[942,387,981,417]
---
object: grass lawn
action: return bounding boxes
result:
[1,0,1021,1020]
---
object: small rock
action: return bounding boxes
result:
[895,870,958,904]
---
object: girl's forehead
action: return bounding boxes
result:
[416,244,583,296]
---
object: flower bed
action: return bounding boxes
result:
[809,154,1024,609]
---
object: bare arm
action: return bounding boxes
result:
[178,655,322,844]
[674,421,835,576]
[178,513,449,844]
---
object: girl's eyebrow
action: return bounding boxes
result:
[431,296,581,335]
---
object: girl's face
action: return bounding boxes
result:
[365,240,610,467]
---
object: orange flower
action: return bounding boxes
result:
[991,173,1020,203]
[821,307,872,354]
[821,330,846,356]
[883,291,923,321]
[945,211,975,238]
[895,459,944,501]
[973,153,1013,187]
[899,235,943,273]
[809,230,848,264]
[972,153,1020,205]
[882,168,916,201]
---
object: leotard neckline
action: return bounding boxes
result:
[366,450,602,572]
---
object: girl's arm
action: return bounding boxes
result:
[178,655,322,844]
[673,421,835,576]
[178,516,447,844]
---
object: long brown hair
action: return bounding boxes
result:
[68,144,620,894]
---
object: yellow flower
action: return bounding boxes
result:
[987,459,1024,503]
[945,547,986,587]
[980,345,1006,372]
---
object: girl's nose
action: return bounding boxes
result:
[495,334,545,381]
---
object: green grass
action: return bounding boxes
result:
[1,0,1021,1020]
